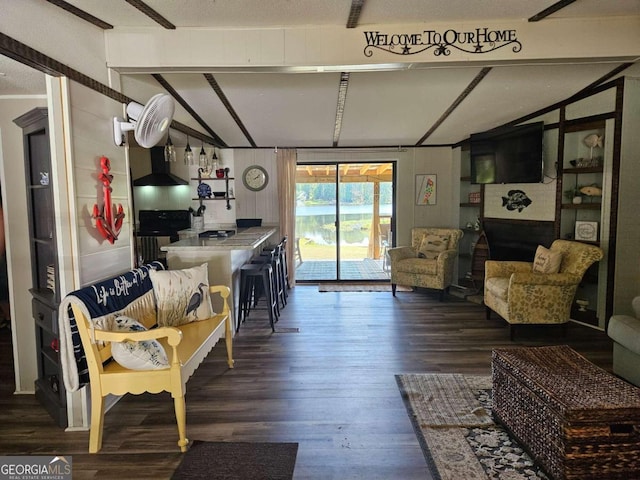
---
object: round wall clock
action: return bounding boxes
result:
[242,165,269,192]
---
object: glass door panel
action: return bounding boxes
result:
[295,164,338,280]
[295,162,394,282]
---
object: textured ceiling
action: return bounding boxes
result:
[2,0,639,147]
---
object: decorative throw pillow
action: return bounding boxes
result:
[149,263,214,327]
[532,245,562,274]
[418,234,450,260]
[110,315,169,370]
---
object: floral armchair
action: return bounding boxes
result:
[388,227,463,300]
[484,239,603,339]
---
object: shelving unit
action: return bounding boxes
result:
[557,118,610,327]
[193,168,234,210]
[14,107,67,428]
[458,155,484,287]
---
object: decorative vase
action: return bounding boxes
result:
[192,216,204,231]
[572,196,582,205]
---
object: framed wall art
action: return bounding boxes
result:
[415,174,437,205]
[575,221,598,242]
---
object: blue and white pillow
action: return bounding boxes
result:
[110,315,169,370]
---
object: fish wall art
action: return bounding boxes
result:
[502,189,532,212]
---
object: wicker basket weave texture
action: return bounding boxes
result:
[492,345,640,480]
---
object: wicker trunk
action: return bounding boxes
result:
[492,345,640,480]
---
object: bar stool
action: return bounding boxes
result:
[237,262,278,332]
[259,242,287,310]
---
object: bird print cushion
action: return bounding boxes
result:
[149,263,214,327]
[110,315,169,370]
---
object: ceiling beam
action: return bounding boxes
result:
[124,0,176,29]
[45,0,113,29]
[346,0,367,28]
[528,0,577,22]
[416,67,492,146]
[203,74,256,148]
[152,74,227,147]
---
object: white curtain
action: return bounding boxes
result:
[276,148,297,286]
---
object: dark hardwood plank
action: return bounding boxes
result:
[0,287,613,479]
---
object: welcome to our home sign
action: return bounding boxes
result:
[363,27,522,57]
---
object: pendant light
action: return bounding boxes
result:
[164,134,176,162]
[199,142,210,176]
[184,135,194,165]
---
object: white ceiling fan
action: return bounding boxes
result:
[113,93,175,148]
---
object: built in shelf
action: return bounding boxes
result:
[460,202,482,208]
[192,197,236,201]
[191,177,234,181]
[561,203,601,210]
[561,167,603,174]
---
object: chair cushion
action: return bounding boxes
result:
[532,245,562,274]
[485,277,510,302]
[418,234,450,259]
[396,257,438,275]
[150,263,214,327]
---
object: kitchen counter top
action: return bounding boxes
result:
[161,227,276,251]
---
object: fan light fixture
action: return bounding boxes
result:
[113,93,175,148]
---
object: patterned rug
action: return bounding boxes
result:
[396,373,550,480]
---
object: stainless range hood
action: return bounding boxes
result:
[133,147,188,186]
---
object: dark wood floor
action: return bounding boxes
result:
[0,286,613,479]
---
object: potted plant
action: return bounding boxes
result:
[564,186,583,204]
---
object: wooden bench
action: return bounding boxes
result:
[61,263,234,453]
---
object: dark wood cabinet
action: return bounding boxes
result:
[14,107,66,428]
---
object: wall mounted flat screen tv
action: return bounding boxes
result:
[470,121,544,184]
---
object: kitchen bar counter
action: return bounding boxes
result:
[163,227,276,251]
[161,227,277,330]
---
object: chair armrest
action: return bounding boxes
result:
[93,326,183,347]
[510,272,581,287]
[633,296,640,319]
[388,246,417,262]
[485,260,532,279]
[209,285,231,316]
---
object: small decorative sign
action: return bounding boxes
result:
[575,221,598,242]
[364,27,521,57]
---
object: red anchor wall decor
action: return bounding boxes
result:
[92,156,125,244]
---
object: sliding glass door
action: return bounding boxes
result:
[295,162,394,282]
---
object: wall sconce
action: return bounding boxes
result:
[184,135,194,165]
[164,135,176,162]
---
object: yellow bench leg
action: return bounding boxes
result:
[174,394,189,452]
[225,317,234,368]
[89,389,105,453]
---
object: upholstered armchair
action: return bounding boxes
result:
[388,227,463,300]
[484,239,603,339]
[607,296,640,386]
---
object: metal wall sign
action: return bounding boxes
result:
[363,27,522,57]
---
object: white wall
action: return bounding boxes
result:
[66,81,134,284]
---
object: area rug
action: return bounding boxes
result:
[396,373,550,480]
[318,283,411,292]
[171,441,298,480]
